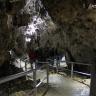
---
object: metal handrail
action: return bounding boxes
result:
[47,58,91,77]
[48,58,91,66]
[0,57,91,95]
[0,69,33,84]
[66,61,90,66]
[73,70,90,76]
[0,60,49,96]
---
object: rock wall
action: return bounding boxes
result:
[42,0,96,95]
[0,0,27,66]
[42,0,96,64]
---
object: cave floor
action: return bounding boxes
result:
[43,74,90,96]
[10,72,90,96]
[28,73,90,96]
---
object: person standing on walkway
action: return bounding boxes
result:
[28,48,38,69]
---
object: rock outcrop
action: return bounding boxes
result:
[41,0,96,63]
[41,0,96,95]
[0,0,26,66]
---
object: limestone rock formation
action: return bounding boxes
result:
[41,0,96,95]
[0,0,96,95]
[0,0,26,66]
[41,0,96,63]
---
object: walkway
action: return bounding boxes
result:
[13,59,90,96]
[44,74,90,96]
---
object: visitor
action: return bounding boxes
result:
[28,48,38,69]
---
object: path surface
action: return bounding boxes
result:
[43,74,89,96]
[13,59,90,96]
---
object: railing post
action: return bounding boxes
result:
[56,59,59,73]
[20,59,21,68]
[33,61,37,96]
[25,61,28,80]
[46,62,49,90]
[71,63,74,78]
[25,61,27,71]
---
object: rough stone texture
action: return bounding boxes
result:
[0,0,95,95]
[10,91,27,96]
[0,0,26,65]
[41,0,96,95]
[41,0,96,63]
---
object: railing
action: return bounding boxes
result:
[66,61,91,78]
[0,60,49,96]
[48,59,91,78]
[0,57,91,95]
